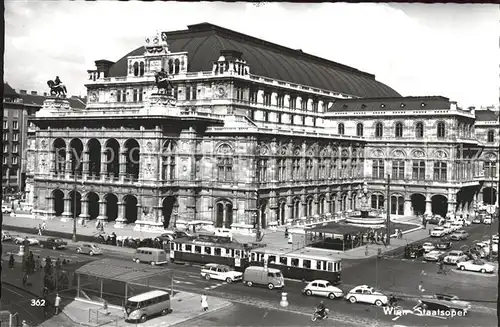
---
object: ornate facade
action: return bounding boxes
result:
[25,24,499,231]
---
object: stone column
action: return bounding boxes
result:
[65,146,71,177]
[61,196,72,221]
[119,152,127,180]
[404,198,412,216]
[285,204,292,223]
[100,151,107,179]
[47,195,55,218]
[114,202,127,228]
[82,152,90,178]
[424,197,432,216]
[79,199,90,220]
[96,200,108,222]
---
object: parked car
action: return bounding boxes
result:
[483,217,492,224]
[76,243,102,256]
[155,233,174,242]
[472,217,482,224]
[423,250,446,262]
[441,223,453,234]
[450,230,469,241]
[419,294,471,314]
[457,259,495,273]
[426,215,443,225]
[435,240,452,250]
[2,205,12,214]
[201,263,243,283]
[302,280,344,300]
[422,242,435,253]
[450,221,464,231]
[40,238,67,250]
[443,250,467,265]
[431,227,446,237]
[456,218,471,227]
[2,231,13,242]
[14,236,39,246]
[173,231,194,239]
[345,285,388,306]
[404,245,425,259]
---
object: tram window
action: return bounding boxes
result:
[303,259,311,269]
[279,257,287,265]
[327,262,333,271]
[316,260,324,270]
[195,246,202,254]
[185,245,192,252]
[268,255,277,264]
[290,258,299,267]
[205,247,212,255]
[228,249,234,257]
[215,248,222,256]
[251,253,257,261]
[235,250,240,257]
[170,243,174,251]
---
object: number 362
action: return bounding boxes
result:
[30,299,46,306]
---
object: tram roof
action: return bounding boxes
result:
[173,237,255,250]
[307,223,370,235]
[252,247,342,262]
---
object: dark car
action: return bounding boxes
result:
[427,217,442,225]
[40,238,67,250]
[173,231,194,239]
[436,240,452,250]
[404,245,425,259]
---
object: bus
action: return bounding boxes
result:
[169,234,263,269]
[248,248,342,285]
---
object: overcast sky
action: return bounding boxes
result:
[5,1,499,108]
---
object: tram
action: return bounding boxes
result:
[248,248,342,285]
[169,234,261,269]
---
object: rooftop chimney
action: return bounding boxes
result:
[19,90,27,95]
[31,91,37,95]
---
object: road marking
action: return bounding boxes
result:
[173,280,195,285]
[3,284,25,297]
[203,283,226,290]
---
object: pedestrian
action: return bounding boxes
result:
[201,293,208,312]
[95,220,100,231]
[22,273,28,287]
[284,227,289,238]
[21,320,29,327]
[102,299,110,315]
[35,256,40,272]
[54,293,61,315]
[55,258,61,271]
[42,221,47,230]
[38,224,43,236]
[9,254,15,268]
[100,222,104,233]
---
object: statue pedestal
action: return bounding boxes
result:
[140,94,177,116]
[36,98,71,117]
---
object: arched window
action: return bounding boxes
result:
[168,60,174,74]
[437,122,446,138]
[487,130,495,143]
[174,59,180,74]
[415,122,424,138]
[375,122,383,138]
[133,62,139,77]
[356,123,363,136]
[139,62,145,76]
[395,122,403,138]
[338,123,345,135]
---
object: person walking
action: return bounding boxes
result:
[22,273,29,287]
[54,293,61,315]
[42,221,47,231]
[38,224,43,236]
[201,293,208,312]
[8,254,15,268]
[35,256,40,272]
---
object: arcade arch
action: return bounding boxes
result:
[277,200,286,225]
[70,139,83,175]
[306,197,314,216]
[124,139,140,180]
[87,192,99,220]
[411,194,426,215]
[259,199,267,229]
[53,139,66,174]
[105,193,118,221]
[431,195,448,217]
[162,196,177,229]
[292,198,301,219]
[123,195,138,223]
[52,189,64,216]
[69,190,82,217]
[105,139,120,178]
[483,187,497,205]
[87,138,101,176]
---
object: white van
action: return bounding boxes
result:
[134,247,168,266]
[125,290,171,323]
[243,266,284,289]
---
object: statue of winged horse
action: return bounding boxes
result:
[47,80,67,97]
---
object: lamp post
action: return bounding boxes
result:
[386,174,391,245]
[72,173,77,243]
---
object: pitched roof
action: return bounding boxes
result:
[328,96,450,112]
[19,93,86,109]
[75,258,165,281]
[108,23,400,98]
[475,109,499,122]
[4,83,19,97]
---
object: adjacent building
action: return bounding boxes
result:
[24,23,499,231]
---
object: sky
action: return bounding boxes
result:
[4,1,499,108]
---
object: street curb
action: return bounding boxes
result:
[168,302,233,327]
[3,280,40,299]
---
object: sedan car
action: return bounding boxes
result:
[450,230,469,241]
[2,231,12,242]
[345,285,388,306]
[483,217,492,224]
[435,240,452,250]
[302,280,344,300]
[76,243,102,256]
[441,223,453,234]
[201,263,243,283]
[472,217,482,224]
[423,250,446,262]
[422,242,435,253]
[457,259,495,273]
[431,227,446,237]
[404,245,425,259]
[443,250,467,264]
[14,236,39,246]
